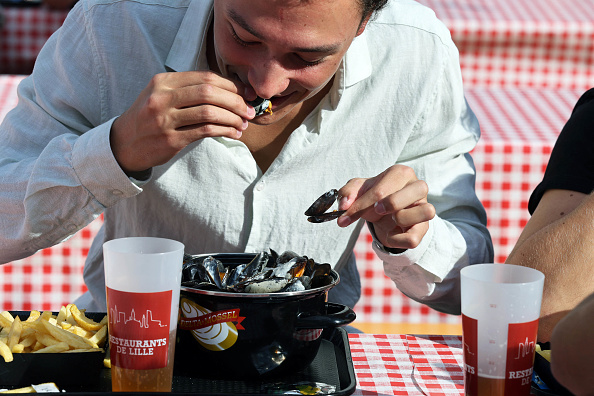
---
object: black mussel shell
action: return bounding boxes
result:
[304,189,339,216]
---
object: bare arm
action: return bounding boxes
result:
[506,189,594,341]
[550,292,594,396]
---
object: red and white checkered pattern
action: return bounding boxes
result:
[0,219,102,311]
[350,333,464,395]
[0,73,24,121]
[418,0,594,90]
[0,6,68,74]
[407,335,465,395]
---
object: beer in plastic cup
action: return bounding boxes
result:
[104,237,184,392]
[461,263,544,396]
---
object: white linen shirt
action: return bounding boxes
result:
[0,0,493,314]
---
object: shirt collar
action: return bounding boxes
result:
[165,0,214,72]
[330,31,372,109]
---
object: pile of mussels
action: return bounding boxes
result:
[181,250,333,294]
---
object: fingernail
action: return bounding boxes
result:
[236,130,243,138]
[337,215,352,227]
[375,201,386,214]
[339,196,349,210]
[247,105,256,118]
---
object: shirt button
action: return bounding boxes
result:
[112,189,123,196]
[255,181,265,191]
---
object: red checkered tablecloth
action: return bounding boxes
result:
[0,5,69,74]
[350,333,464,395]
[0,73,23,120]
[417,0,594,90]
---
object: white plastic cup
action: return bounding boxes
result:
[103,237,184,392]
[461,263,544,396]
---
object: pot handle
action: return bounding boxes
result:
[295,302,356,329]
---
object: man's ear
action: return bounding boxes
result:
[356,15,371,36]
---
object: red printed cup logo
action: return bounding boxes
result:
[107,288,172,370]
[505,319,539,395]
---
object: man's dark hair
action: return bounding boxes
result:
[359,0,389,22]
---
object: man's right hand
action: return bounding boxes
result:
[110,71,256,174]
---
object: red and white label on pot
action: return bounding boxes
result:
[179,298,245,351]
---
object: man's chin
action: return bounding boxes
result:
[248,115,276,125]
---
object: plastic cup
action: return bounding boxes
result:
[461,263,544,396]
[103,237,185,392]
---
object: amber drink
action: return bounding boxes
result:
[111,331,177,392]
[104,237,184,392]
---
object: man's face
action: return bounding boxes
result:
[212,0,366,124]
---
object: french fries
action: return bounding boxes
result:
[70,305,104,331]
[0,305,107,363]
[535,343,552,362]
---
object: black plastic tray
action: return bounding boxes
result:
[0,312,106,390]
[66,327,355,395]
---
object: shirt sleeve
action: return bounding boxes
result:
[528,88,594,214]
[0,4,142,263]
[377,39,494,315]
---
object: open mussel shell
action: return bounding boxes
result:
[307,210,347,223]
[304,189,347,223]
[181,252,338,297]
[304,189,339,216]
[247,96,271,116]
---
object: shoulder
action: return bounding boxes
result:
[570,88,594,120]
[368,0,453,46]
[78,0,193,10]
[68,0,196,43]
[72,0,194,24]
[560,88,594,142]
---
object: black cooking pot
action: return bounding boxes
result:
[175,253,355,379]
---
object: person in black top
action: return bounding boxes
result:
[506,89,594,394]
[529,89,594,209]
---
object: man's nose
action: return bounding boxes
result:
[247,58,290,99]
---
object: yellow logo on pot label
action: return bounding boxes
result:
[179,298,244,351]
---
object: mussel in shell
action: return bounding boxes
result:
[181,250,332,293]
[247,97,272,117]
[305,189,346,223]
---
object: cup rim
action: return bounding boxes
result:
[461,263,545,285]
[103,237,185,255]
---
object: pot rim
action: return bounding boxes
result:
[181,252,340,298]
